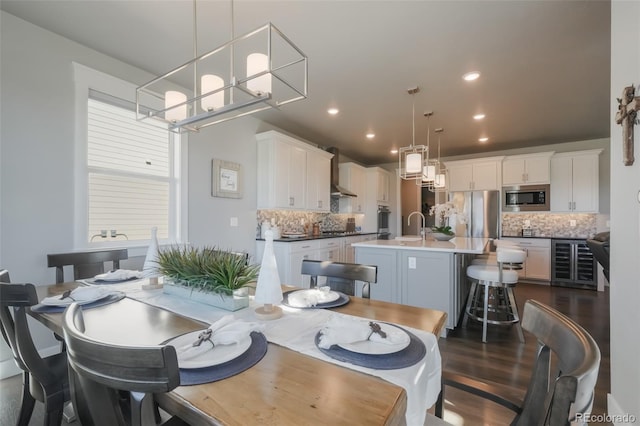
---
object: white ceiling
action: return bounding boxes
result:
[1,0,611,165]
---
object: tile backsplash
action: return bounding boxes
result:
[501,213,600,238]
[257,210,362,237]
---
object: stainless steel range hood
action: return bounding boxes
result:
[327,147,356,198]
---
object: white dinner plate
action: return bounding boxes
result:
[287,289,341,307]
[40,290,112,307]
[337,324,411,355]
[169,330,253,369]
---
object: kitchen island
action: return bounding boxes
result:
[353,237,490,334]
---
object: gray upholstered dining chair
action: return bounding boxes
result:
[301,260,377,298]
[47,249,129,283]
[435,299,601,425]
[0,279,71,426]
[62,302,186,426]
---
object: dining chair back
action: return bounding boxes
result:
[0,280,70,426]
[436,299,601,425]
[301,260,377,298]
[586,232,610,281]
[62,302,181,426]
[47,249,129,283]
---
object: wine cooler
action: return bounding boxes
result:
[551,239,597,290]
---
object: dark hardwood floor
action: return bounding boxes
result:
[435,282,610,425]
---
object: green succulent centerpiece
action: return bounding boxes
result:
[157,246,259,310]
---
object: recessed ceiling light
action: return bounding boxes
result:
[479,137,489,143]
[390,149,398,154]
[327,108,339,115]
[463,71,480,81]
[473,113,486,120]
[366,133,375,139]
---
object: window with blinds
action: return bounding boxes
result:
[87,93,176,243]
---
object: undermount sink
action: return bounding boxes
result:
[394,236,423,242]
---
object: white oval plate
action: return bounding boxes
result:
[169,330,252,369]
[287,289,341,307]
[337,324,411,355]
[40,290,112,307]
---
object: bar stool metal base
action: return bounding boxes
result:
[463,280,525,343]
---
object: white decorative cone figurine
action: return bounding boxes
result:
[254,229,283,319]
[142,226,162,289]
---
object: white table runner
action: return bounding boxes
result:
[83,279,441,426]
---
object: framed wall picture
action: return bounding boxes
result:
[212,159,243,199]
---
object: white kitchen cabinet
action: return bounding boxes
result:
[366,167,391,205]
[502,152,554,185]
[256,238,348,289]
[338,162,367,213]
[305,150,332,212]
[256,130,333,211]
[445,157,504,191]
[550,150,602,213]
[503,238,551,281]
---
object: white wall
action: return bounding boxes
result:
[608,0,640,420]
[0,11,305,373]
[0,11,170,369]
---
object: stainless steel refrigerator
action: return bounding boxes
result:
[449,190,500,238]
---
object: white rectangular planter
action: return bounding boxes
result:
[163,282,249,311]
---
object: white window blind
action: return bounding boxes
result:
[87,91,175,243]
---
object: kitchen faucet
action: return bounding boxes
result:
[407,211,426,240]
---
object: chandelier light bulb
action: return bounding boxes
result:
[247,53,272,95]
[423,165,436,182]
[165,91,187,122]
[406,152,422,174]
[201,74,225,111]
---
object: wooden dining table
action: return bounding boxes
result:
[30,283,447,426]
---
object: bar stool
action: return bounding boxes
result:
[464,248,526,343]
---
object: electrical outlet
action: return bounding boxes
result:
[569,220,576,227]
[230,217,238,227]
[606,220,610,228]
[408,257,416,269]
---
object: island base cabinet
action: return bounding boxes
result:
[355,248,398,303]
[400,251,454,331]
[356,247,458,335]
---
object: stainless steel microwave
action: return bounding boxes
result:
[502,184,550,212]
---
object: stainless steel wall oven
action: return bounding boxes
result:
[377,206,391,239]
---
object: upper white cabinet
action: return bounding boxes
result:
[256,131,333,211]
[550,149,602,213]
[338,162,367,213]
[502,152,554,186]
[305,150,332,211]
[445,157,504,191]
[368,167,391,205]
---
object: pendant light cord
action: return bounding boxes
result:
[412,93,416,148]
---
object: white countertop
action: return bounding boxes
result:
[352,237,490,254]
